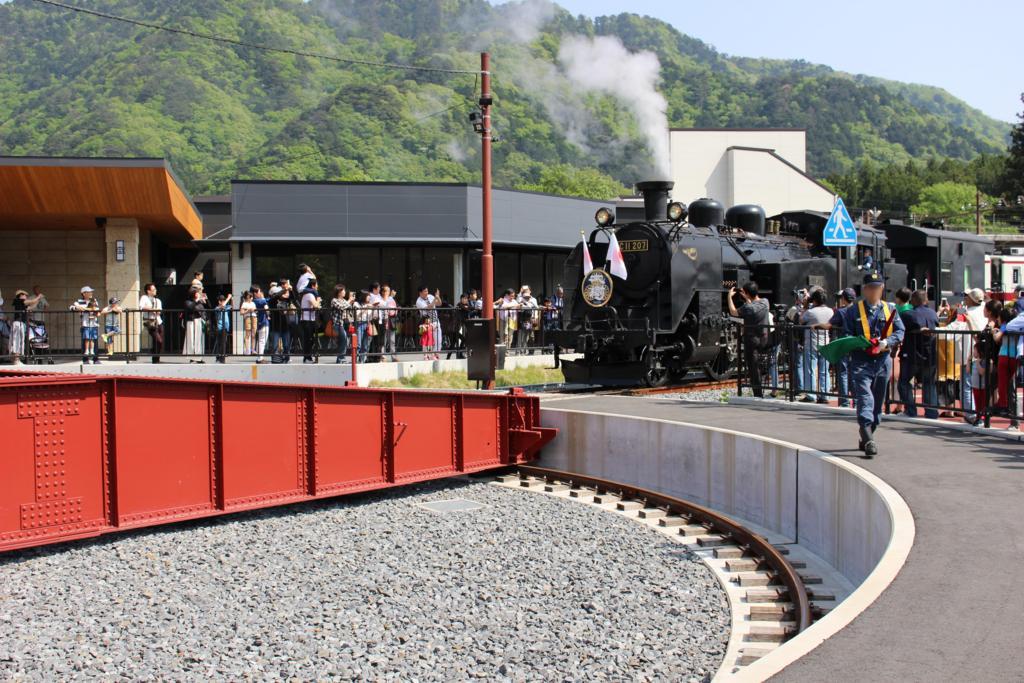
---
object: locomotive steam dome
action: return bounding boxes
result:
[687,198,725,228]
[725,204,766,236]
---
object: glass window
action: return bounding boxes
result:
[494,250,519,298]
[522,253,544,298]
[940,260,953,293]
[338,247,378,295]
[467,250,481,297]
[423,247,457,304]
[295,253,338,291]
[253,252,292,292]
[381,247,408,304]
[546,252,566,297]
[408,248,424,304]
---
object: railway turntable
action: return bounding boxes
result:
[0,371,554,553]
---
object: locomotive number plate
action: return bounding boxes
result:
[619,239,648,253]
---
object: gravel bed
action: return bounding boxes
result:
[0,480,729,682]
[652,389,733,403]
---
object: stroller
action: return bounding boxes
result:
[27,319,53,364]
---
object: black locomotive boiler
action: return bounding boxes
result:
[550,180,907,387]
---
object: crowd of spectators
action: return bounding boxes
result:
[0,267,567,366]
[737,281,1024,427]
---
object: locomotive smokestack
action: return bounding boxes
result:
[635,180,674,222]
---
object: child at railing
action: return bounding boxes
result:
[70,286,100,364]
[213,294,233,363]
[419,313,436,361]
[970,338,988,421]
[240,291,256,355]
[100,297,122,360]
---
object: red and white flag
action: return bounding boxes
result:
[581,231,594,275]
[607,230,628,279]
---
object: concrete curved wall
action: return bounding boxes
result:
[541,408,893,585]
[539,407,914,680]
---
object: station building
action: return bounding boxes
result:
[0,157,607,314]
[199,180,606,305]
[0,156,202,314]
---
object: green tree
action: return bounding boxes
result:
[520,164,627,199]
[910,181,991,226]
[1005,93,1024,196]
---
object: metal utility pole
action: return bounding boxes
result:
[976,188,983,235]
[837,247,843,294]
[480,52,495,388]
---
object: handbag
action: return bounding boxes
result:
[325,319,337,338]
[368,322,378,337]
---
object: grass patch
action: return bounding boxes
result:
[369,366,565,390]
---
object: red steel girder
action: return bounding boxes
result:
[0,373,555,553]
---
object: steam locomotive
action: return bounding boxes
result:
[549,180,912,387]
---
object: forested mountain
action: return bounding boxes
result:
[0,0,1011,197]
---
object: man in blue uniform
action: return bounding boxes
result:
[822,272,905,457]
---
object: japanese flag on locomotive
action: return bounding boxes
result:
[607,231,628,279]
[581,230,594,275]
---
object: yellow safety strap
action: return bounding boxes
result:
[857,300,889,339]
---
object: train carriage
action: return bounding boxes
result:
[986,248,1024,302]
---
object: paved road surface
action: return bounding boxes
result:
[544,396,1024,682]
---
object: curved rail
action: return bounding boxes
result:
[516,464,813,636]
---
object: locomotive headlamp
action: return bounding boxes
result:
[667,201,687,222]
[595,207,615,226]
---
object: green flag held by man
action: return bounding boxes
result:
[818,334,872,365]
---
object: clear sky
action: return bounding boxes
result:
[551,0,1023,123]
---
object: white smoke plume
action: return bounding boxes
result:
[445,139,470,162]
[466,0,558,48]
[501,0,558,44]
[557,35,670,178]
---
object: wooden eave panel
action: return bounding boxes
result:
[0,165,201,240]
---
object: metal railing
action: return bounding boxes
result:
[0,307,565,364]
[736,321,1022,428]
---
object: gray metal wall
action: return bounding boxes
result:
[467,187,607,249]
[230,182,606,248]
[231,183,470,241]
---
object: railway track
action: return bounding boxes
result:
[616,378,735,396]
[518,374,736,397]
[497,465,830,673]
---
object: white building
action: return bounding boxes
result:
[667,128,835,217]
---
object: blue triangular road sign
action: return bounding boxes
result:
[822,198,857,247]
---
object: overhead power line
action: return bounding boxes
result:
[30,0,481,76]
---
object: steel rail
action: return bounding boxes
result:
[516,464,813,636]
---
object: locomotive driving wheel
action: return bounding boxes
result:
[703,327,738,381]
[641,346,670,388]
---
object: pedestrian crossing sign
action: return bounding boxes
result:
[822,198,857,247]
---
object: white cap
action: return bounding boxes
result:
[80,285,94,294]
